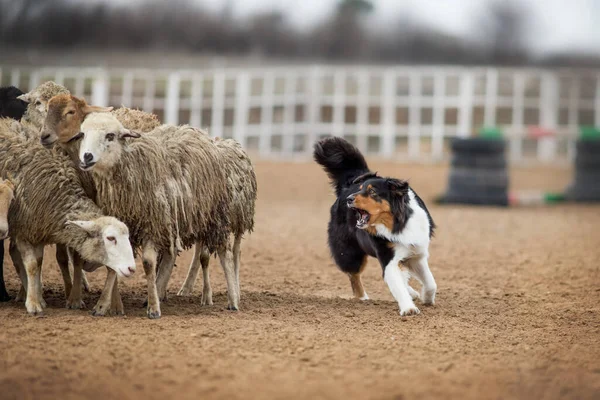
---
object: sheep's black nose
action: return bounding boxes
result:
[83,153,93,164]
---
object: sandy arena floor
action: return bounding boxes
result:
[0,161,599,400]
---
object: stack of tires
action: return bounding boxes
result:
[566,139,600,202]
[438,138,509,206]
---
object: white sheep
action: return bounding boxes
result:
[0,119,136,315]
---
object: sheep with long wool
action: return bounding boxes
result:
[0,119,136,315]
[77,112,232,318]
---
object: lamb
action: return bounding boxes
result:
[18,81,70,131]
[0,178,15,302]
[173,137,257,309]
[0,119,136,315]
[75,112,232,318]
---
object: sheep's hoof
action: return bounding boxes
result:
[147,309,161,319]
[177,289,191,297]
[66,299,86,310]
[226,304,239,311]
[91,303,109,317]
[201,296,214,306]
[26,302,45,316]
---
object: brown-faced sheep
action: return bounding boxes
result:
[77,112,231,318]
[0,119,136,315]
[173,137,257,309]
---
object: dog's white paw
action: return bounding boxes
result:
[421,287,436,306]
[399,306,420,316]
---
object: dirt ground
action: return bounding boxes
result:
[0,161,599,400]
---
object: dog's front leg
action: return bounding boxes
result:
[380,249,420,316]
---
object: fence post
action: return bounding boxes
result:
[190,73,203,129]
[483,68,498,127]
[233,72,250,146]
[211,71,225,138]
[165,72,181,125]
[538,72,558,162]
[356,69,369,153]
[510,72,525,162]
[28,70,40,92]
[121,71,134,108]
[567,74,580,161]
[458,70,474,137]
[259,71,274,156]
[381,69,396,158]
[332,69,346,140]
[282,71,297,155]
[432,71,445,160]
[408,71,421,159]
[74,72,84,97]
[307,66,322,150]
[10,69,20,88]
[91,69,109,107]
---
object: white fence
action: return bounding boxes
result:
[2,65,599,164]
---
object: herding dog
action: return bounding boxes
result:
[314,137,437,316]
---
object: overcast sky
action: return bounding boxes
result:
[112,0,600,56]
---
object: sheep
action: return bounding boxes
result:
[0,178,14,302]
[67,112,231,318]
[43,94,256,311]
[0,86,28,121]
[5,83,91,301]
[0,86,27,301]
[0,119,136,315]
[173,137,257,309]
[18,81,70,131]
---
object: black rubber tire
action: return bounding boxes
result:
[438,192,509,206]
[565,186,600,202]
[451,154,507,169]
[575,140,600,157]
[449,167,509,188]
[451,138,506,155]
[575,154,600,169]
[572,170,600,186]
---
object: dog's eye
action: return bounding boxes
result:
[106,133,115,141]
[369,188,376,196]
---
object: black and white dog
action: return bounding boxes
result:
[314,137,437,316]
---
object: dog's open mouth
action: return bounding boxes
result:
[351,207,370,229]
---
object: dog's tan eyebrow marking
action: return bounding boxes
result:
[359,185,363,190]
[367,184,373,190]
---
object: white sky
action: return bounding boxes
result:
[113,0,600,56]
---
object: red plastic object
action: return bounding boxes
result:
[528,126,555,138]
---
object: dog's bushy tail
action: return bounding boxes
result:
[313,136,370,195]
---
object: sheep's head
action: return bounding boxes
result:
[19,82,70,131]
[41,94,112,147]
[0,178,15,240]
[65,216,136,278]
[0,86,27,121]
[78,112,140,172]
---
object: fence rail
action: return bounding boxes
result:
[2,65,599,164]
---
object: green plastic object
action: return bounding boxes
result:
[579,126,600,141]
[544,193,566,203]
[478,126,503,140]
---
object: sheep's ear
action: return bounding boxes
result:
[119,129,141,139]
[17,93,30,103]
[66,220,100,236]
[82,105,113,115]
[67,131,84,143]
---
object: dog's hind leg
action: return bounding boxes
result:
[407,284,420,300]
[407,256,437,306]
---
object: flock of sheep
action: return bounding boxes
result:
[0,81,257,319]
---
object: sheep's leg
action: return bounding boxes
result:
[16,240,45,315]
[109,277,124,316]
[55,244,72,298]
[155,252,174,302]
[91,268,117,317]
[81,272,91,293]
[65,249,85,310]
[143,244,161,319]
[178,245,213,306]
[9,241,27,302]
[218,243,238,311]
[0,241,10,301]
[232,234,242,305]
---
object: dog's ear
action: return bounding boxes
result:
[352,172,378,185]
[386,178,409,194]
